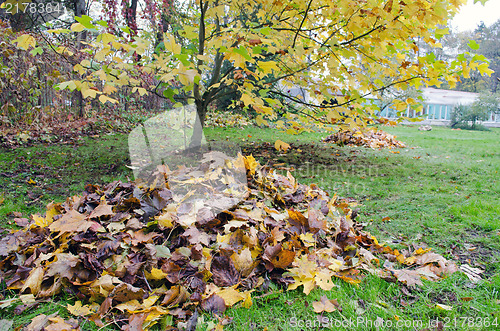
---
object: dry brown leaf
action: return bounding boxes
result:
[0,319,13,331]
[415,252,445,266]
[248,38,262,46]
[25,314,52,331]
[183,227,210,246]
[270,227,285,244]
[287,209,308,226]
[231,248,256,277]
[312,295,339,313]
[307,208,327,232]
[161,285,189,308]
[211,255,240,287]
[48,210,95,234]
[89,201,114,219]
[201,294,226,314]
[0,234,21,257]
[44,317,80,331]
[333,268,364,285]
[109,283,146,303]
[122,313,147,331]
[393,269,423,287]
[46,253,80,280]
[21,267,44,295]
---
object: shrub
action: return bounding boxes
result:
[450,91,499,130]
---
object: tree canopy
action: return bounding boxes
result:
[8,0,494,134]
[446,20,500,93]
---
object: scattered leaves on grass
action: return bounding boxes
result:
[312,295,340,313]
[436,303,453,311]
[459,264,484,283]
[26,313,81,331]
[391,269,423,287]
[0,155,456,329]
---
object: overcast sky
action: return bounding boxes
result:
[450,0,500,32]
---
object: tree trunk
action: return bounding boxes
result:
[74,0,86,118]
[189,99,207,149]
[154,0,173,51]
[125,0,138,39]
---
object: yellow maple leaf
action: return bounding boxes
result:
[82,87,99,99]
[164,33,181,54]
[241,93,254,106]
[315,271,337,291]
[67,301,95,317]
[99,95,119,104]
[287,255,318,294]
[255,115,267,126]
[242,291,253,308]
[216,286,245,307]
[288,274,316,295]
[32,214,48,227]
[413,247,432,255]
[147,268,168,280]
[243,155,258,175]
[13,34,36,50]
[97,33,115,44]
[71,23,85,32]
[299,233,315,247]
[258,61,279,74]
[274,139,291,153]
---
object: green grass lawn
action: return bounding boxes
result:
[1,125,499,330]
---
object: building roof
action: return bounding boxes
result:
[423,88,478,105]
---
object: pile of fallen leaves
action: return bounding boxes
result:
[0,119,100,148]
[205,111,252,128]
[0,155,456,330]
[323,128,406,149]
[0,109,155,149]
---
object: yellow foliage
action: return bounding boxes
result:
[35,0,488,133]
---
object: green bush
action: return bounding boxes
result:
[450,121,490,131]
[450,92,499,130]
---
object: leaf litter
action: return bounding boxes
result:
[323,128,406,149]
[0,154,457,330]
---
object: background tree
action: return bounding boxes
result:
[434,19,500,93]
[476,20,500,92]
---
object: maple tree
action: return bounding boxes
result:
[8,0,493,141]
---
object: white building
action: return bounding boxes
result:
[403,88,500,127]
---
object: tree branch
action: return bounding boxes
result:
[292,0,313,48]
